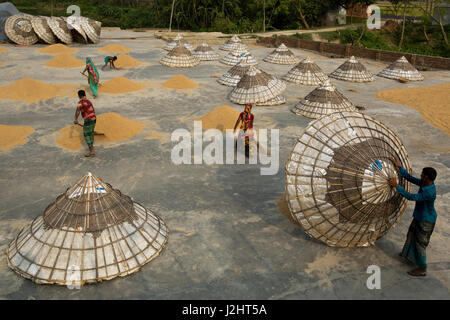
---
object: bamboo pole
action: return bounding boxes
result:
[169,0,176,32]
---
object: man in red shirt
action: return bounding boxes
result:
[74,90,97,157]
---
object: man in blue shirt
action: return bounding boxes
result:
[388,158,437,277]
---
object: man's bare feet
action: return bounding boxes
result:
[407,268,426,277]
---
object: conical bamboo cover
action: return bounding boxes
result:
[80,17,101,44]
[228,65,286,104]
[219,34,246,51]
[220,43,257,66]
[193,43,219,61]
[263,43,299,65]
[6,173,168,286]
[5,15,39,45]
[257,95,286,106]
[217,56,251,86]
[160,43,200,68]
[31,16,56,44]
[292,79,356,118]
[329,56,375,82]
[285,111,412,247]
[377,56,424,81]
[48,16,73,44]
[283,57,328,86]
[164,34,194,51]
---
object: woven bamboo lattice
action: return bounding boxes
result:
[30,16,56,44]
[377,56,424,81]
[219,34,247,51]
[193,43,219,61]
[48,16,73,44]
[80,17,101,44]
[263,43,300,65]
[64,16,88,44]
[5,15,39,45]
[164,34,194,52]
[285,111,412,247]
[160,43,200,68]
[6,173,168,286]
[257,95,286,106]
[220,43,257,66]
[283,57,328,86]
[228,65,286,104]
[292,79,356,118]
[329,56,375,82]
[217,56,252,86]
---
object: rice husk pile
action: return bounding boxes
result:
[162,75,198,89]
[100,77,144,94]
[98,44,132,53]
[44,54,85,68]
[115,54,142,68]
[199,105,240,131]
[0,124,34,151]
[37,44,78,55]
[0,78,75,103]
[375,82,450,136]
[56,112,144,150]
[0,47,9,53]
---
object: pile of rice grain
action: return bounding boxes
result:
[375,82,450,136]
[199,105,240,131]
[0,78,74,103]
[37,44,78,55]
[115,54,142,68]
[45,54,85,68]
[0,124,34,151]
[98,44,131,53]
[56,112,144,150]
[162,75,198,89]
[0,47,9,53]
[100,77,144,94]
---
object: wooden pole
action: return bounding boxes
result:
[169,0,176,32]
[263,0,266,32]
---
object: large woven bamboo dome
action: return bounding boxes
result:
[193,42,219,61]
[6,173,168,286]
[80,17,101,44]
[285,111,412,247]
[292,79,356,118]
[257,95,286,106]
[5,15,38,45]
[219,34,246,51]
[220,43,257,66]
[329,56,375,82]
[378,56,424,81]
[263,43,300,65]
[65,16,88,44]
[217,56,251,87]
[163,34,194,52]
[160,43,200,68]
[48,16,73,44]
[228,65,286,104]
[30,16,56,44]
[283,57,328,86]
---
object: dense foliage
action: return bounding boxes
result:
[11,0,374,32]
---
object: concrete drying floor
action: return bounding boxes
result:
[0,30,449,299]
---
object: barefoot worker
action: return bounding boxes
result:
[101,56,119,70]
[81,57,100,98]
[74,90,97,157]
[234,103,255,158]
[388,158,437,277]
